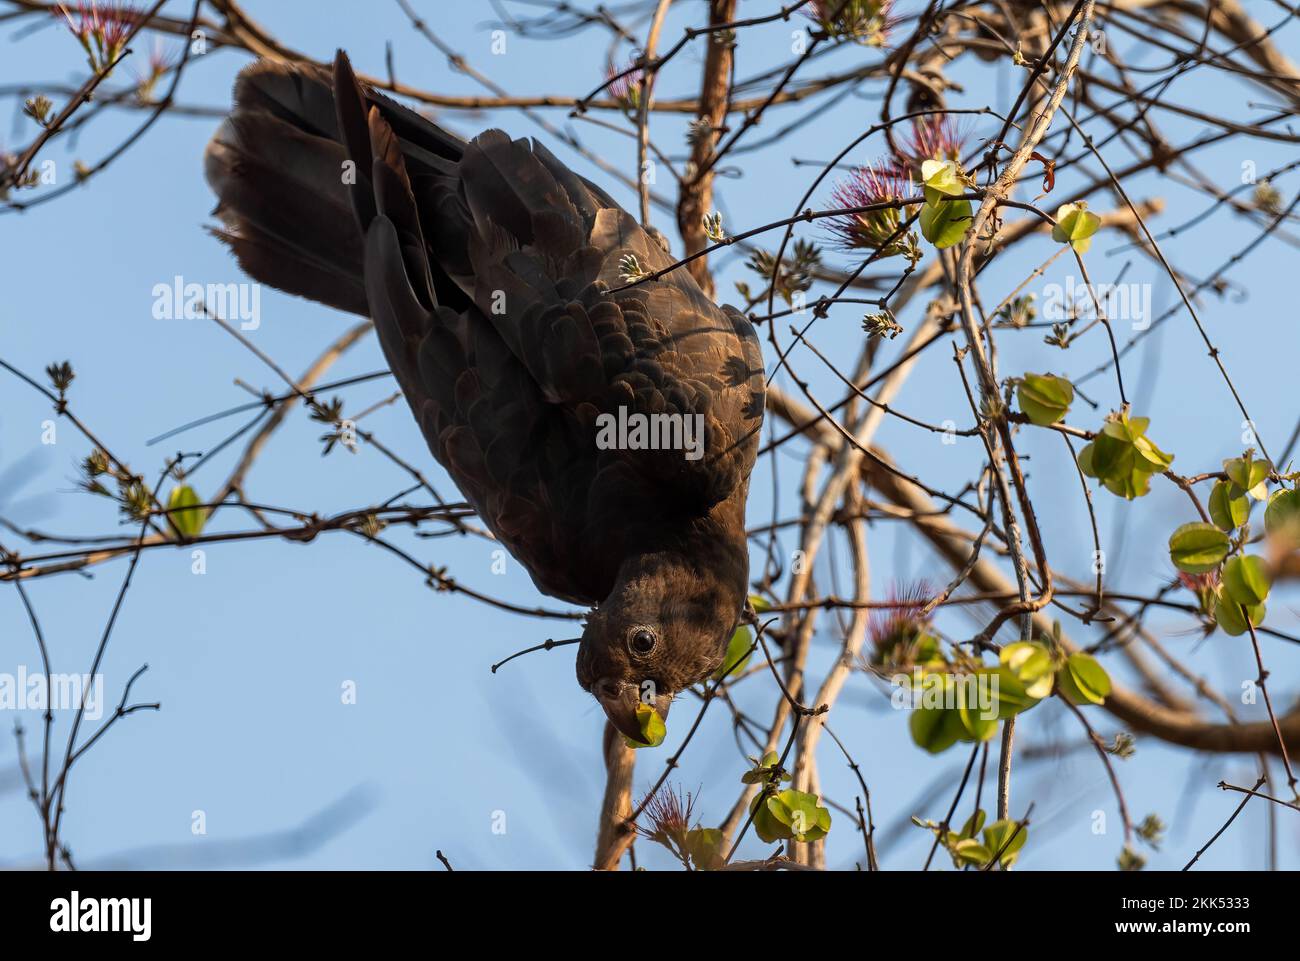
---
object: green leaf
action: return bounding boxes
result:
[920,158,967,204]
[749,792,792,843]
[909,697,966,754]
[166,484,207,539]
[1017,373,1074,426]
[1224,452,1271,500]
[911,633,943,666]
[1057,652,1111,706]
[952,838,993,866]
[684,827,725,870]
[999,642,1055,699]
[1081,433,1134,481]
[713,624,753,681]
[919,197,973,249]
[1208,480,1250,531]
[956,675,999,742]
[1222,555,1270,606]
[1051,202,1102,252]
[741,751,791,785]
[958,809,987,840]
[1214,594,1265,637]
[982,819,1029,869]
[766,789,831,843]
[1101,465,1153,500]
[1168,522,1230,574]
[1131,435,1173,473]
[997,669,1046,720]
[1077,441,1096,477]
[1265,488,1300,540]
[622,702,666,749]
[1103,415,1148,441]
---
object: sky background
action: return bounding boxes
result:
[1,0,1298,870]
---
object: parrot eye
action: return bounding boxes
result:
[629,627,657,656]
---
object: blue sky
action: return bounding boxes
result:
[1,1,1297,870]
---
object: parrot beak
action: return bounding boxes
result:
[595,679,672,745]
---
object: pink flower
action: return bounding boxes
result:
[1176,569,1219,593]
[132,38,179,97]
[897,114,970,174]
[636,785,695,848]
[805,0,896,46]
[56,2,141,72]
[605,59,645,107]
[868,581,937,665]
[1177,569,1220,617]
[825,162,918,255]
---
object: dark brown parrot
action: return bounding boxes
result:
[204,52,764,742]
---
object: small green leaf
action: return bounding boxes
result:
[764,790,795,832]
[1057,652,1111,706]
[956,676,999,743]
[959,809,988,840]
[1131,435,1173,473]
[764,789,831,843]
[1168,522,1230,574]
[622,702,666,749]
[1077,441,1096,477]
[1017,373,1074,426]
[909,697,966,754]
[713,624,753,681]
[1222,555,1270,606]
[1214,593,1265,637]
[1264,488,1300,540]
[952,838,993,866]
[1101,465,1153,500]
[1223,453,1271,500]
[741,751,790,784]
[919,197,973,249]
[684,827,725,870]
[1051,202,1102,252]
[750,791,792,843]
[1081,434,1134,480]
[982,819,1029,869]
[988,667,1043,719]
[166,484,207,539]
[999,642,1055,699]
[1208,480,1250,531]
[1102,415,1147,442]
[911,633,943,667]
[920,158,967,204]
